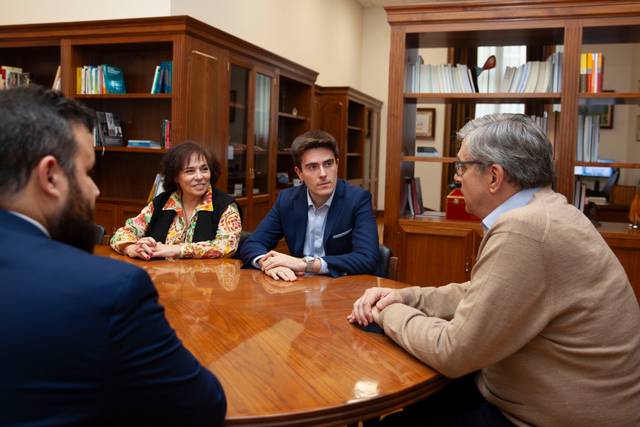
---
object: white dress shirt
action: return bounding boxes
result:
[253,189,335,274]
[482,187,540,232]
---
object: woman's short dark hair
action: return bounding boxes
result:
[160,142,220,195]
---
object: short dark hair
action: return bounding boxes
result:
[160,141,221,195]
[290,130,339,168]
[0,85,95,198]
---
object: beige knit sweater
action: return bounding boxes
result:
[379,187,640,426]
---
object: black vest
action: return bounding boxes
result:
[144,188,237,243]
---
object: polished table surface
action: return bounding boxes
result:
[95,246,447,426]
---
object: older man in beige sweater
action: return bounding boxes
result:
[349,114,640,426]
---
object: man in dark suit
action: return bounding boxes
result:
[0,86,226,426]
[239,130,378,280]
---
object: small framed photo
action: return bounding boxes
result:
[598,90,614,129]
[416,107,435,139]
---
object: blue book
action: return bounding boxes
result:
[103,64,126,94]
[128,139,162,149]
[160,60,172,94]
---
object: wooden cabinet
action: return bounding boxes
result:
[0,16,317,235]
[399,218,482,285]
[276,75,315,192]
[383,1,640,290]
[314,86,383,206]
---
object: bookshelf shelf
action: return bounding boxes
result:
[402,156,457,163]
[94,146,166,154]
[278,111,308,121]
[575,161,640,169]
[347,125,362,131]
[74,93,172,100]
[404,92,561,103]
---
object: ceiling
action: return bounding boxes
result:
[357,0,444,7]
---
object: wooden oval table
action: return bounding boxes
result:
[95,246,448,426]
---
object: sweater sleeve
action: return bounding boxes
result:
[397,282,469,321]
[378,227,553,378]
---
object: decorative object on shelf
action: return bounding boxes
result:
[291,107,298,116]
[472,54,496,93]
[415,146,440,157]
[276,172,289,185]
[629,186,640,229]
[416,108,435,139]
[445,188,480,221]
[598,90,614,129]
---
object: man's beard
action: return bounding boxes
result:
[49,176,97,254]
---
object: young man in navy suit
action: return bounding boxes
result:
[0,86,226,426]
[239,130,378,280]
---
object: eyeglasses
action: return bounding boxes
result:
[453,160,484,177]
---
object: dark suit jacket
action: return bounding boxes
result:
[0,209,226,426]
[239,179,378,277]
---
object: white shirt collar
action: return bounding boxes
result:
[306,188,335,210]
[482,187,541,231]
[8,210,50,237]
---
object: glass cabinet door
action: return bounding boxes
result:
[253,73,272,195]
[228,64,249,198]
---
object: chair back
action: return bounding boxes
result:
[375,244,398,279]
[94,224,106,245]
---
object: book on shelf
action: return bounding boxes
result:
[76,64,126,94]
[52,65,61,91]
[150,61,173,94]
[415,146,440,157]
[103,65,126,94]
[127,139,162,149]
[161,119,171,148]
[580,52,604,93]
[147,173,165,203]
[403,176,424,216]
[405,58,476,93]
[95,111,124,147]
[576,108,601,162]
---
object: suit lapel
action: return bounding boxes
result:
[291,186,309,256]
[323,180,345,245]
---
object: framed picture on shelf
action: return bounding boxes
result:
[598,90,614,129]
[416,107,435,139]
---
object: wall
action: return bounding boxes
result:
[0,0,170,24]
[360,7,390,210]
[171,0,363,88]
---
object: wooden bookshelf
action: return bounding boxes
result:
[314,86,383,206]
[384,0,640,290]
[0,16,318,234]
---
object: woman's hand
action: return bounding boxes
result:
[151,242,182,259]
[124,237,157,260]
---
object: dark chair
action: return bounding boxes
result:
[94,224,106,245]
[375,244,398,280]
[233,230,253,259]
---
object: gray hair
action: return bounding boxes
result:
[457,113,554,189]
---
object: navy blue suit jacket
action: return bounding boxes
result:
[239,180,379,277]
[0,209,226,426]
